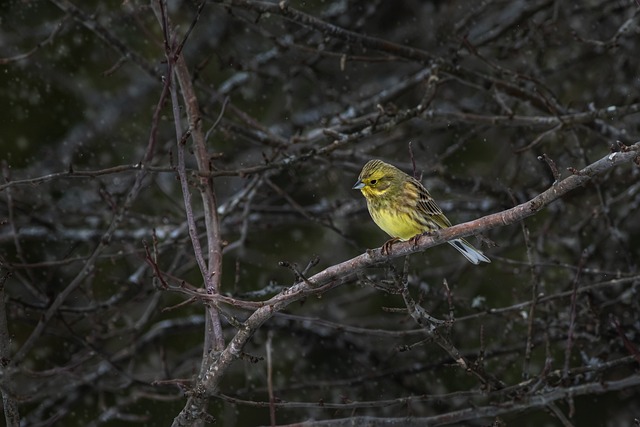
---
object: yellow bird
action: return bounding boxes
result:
[353,159,490,264]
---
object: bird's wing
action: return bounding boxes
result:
[412,178,452,228]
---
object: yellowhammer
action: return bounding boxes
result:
[353,159,490,264]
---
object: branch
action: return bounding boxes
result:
[171,142,640,425]
[48,0,159,79]
[154,0,225,356]
[268,375,640,426]
[385,143,639,257]
[0,271,19,427]
[216,0,434,63]
[8,138,162,368]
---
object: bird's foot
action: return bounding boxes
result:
[381,238,400,255]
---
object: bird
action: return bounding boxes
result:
[352,159,490,264]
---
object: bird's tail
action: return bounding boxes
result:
[448,238,491,265]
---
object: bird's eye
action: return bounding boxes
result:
[370,179,377,185]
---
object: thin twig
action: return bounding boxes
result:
[266,331,276,427]
[563,250,587,381]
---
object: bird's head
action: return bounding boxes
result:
[352,159,399,198]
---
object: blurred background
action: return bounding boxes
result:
[1,0,639,426]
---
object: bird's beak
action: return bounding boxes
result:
[352,180,365,190]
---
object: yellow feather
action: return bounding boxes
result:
[353,159,490,264]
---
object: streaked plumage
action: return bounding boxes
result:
[353,159,490,264]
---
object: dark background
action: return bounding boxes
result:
[1,1,639,426]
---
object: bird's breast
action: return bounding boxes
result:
[367,202,420,241]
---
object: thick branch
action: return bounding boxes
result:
[171,143,639,425]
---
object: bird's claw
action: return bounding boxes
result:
[381,238,400,255]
